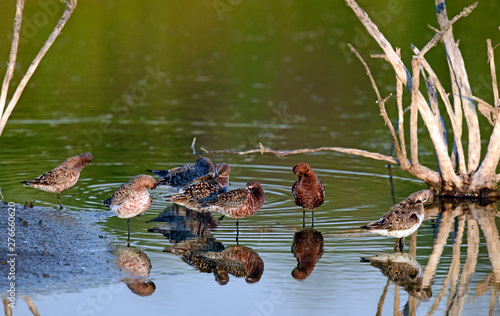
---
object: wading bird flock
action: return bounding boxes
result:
[22,153,433,249]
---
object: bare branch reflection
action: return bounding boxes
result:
[362,196,500,315]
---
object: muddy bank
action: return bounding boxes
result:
[0,203,119,296]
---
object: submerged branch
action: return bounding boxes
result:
[0,0,78,136]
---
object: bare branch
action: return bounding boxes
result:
[487,39,500,108]
[472,39,500,188]
[0,0,24,118]
[395,48,407,163]
[0,0,78,136]
[418,2,478,58]
[192,137,399,163]
[348,44,409,168]
[345,0,459,185]
[410,57,421,168]
[435,0,480,174]
[471,96,497,126]
[412,45,467,175]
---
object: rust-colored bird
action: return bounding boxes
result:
[148,156,216,192]
[164,163,231,210]
[292,162,325,226]
[104,174,157,241]
[22,152,93,209]
[360,189,433,252]
[200,181,265,227]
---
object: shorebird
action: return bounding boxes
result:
[148,156,215,192]
[103,174,157,241]
[22,153,93,209]
[292,162,325,226]
[360,189,433,252]
[200,181,265,227]
[164,163,231,210]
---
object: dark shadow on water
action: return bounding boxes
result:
[291,226,324,280]
[149,204,264,285]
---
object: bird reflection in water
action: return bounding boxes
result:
[167,244,264,285]
[361,252,432,300]
[149,204,264,284]
[115,247,156,297]
[291,226,324,280]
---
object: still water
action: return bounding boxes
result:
[0,0,499,315]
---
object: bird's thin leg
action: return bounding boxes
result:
[127,218,131,242]
[236,220,240,245]
[57,193,63,209]
[302,209,306,229]
[398,237,405,253]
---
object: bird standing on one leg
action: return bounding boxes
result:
[360,189,433,252]
[292,163,325,227]
[104,174,157,242]
[22,153,93,209]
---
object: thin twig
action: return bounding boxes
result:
[418,2,478,58]
[191,137,197,155]
[487,39,500,108]
[395,48,407,163]
[192,137,399,163]
[410,57,421,168]
[2,298,12,316]
[0,0,78,136]
[23,296,41,316]
[471,96,497,125]
[348,44,408,168]
[0,0,24,119]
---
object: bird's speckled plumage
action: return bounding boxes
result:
[360,189,433,239]
[292,162,325,211]
[149,157,216,192]
[201,181,265,219]
[164,163,231,209]
[104,174,157,219]
[22,153,93,208]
